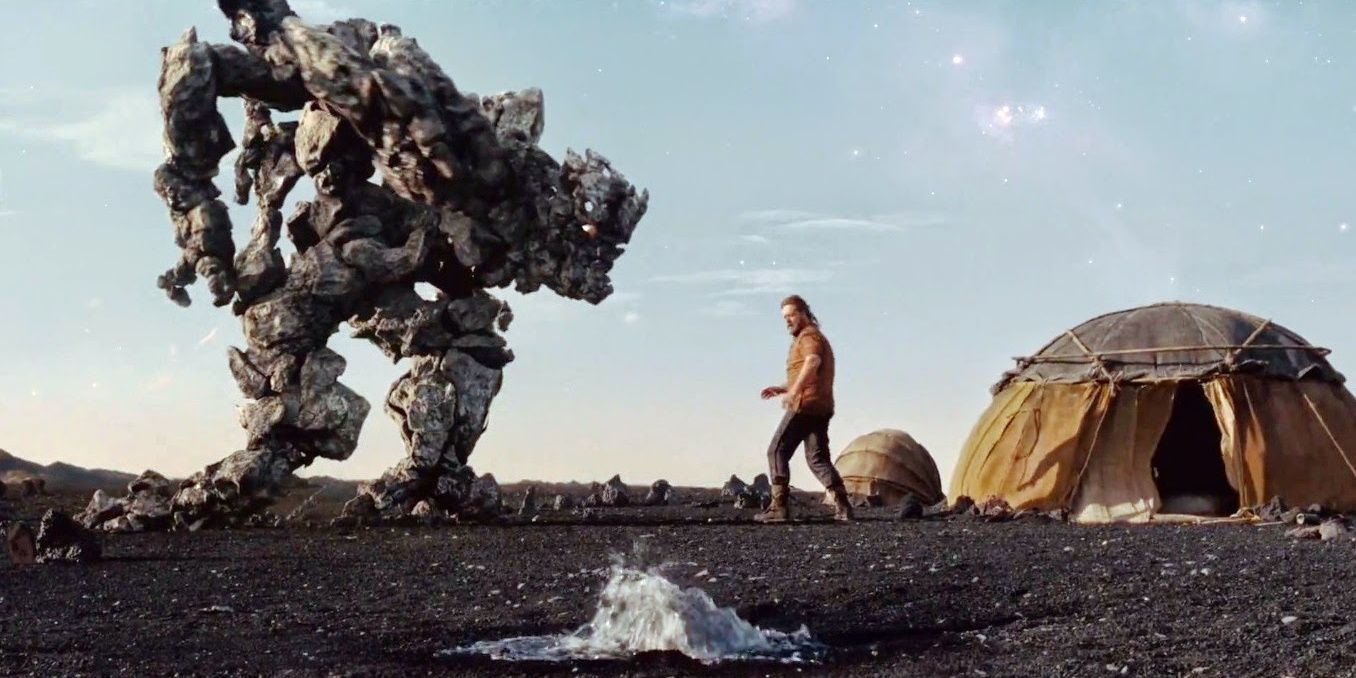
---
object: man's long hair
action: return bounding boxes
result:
[780,294,819,326]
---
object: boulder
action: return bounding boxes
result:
[552,494,574,511]
[34,510,102,564]
[601,474,630,507]
[720,475,749,499]
[951,495,976,515]
[76,490,125,529]
[128,470,174,497]
[464,473,502,517]
[643,479,672,506]
[749,474,772,499]
[5,523,36,565]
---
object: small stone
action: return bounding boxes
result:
[978,496,1013,521]
[1319,519,1348,541]
[1282,615,1299,625]
[1285,525,1321,540]
[1255,495,1287,521]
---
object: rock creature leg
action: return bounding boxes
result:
[343,287,513,521]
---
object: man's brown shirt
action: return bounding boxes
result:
[786,324,835,416]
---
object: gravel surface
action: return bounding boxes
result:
[3,491,1355,676]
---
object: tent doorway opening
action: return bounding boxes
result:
[1151,383,1239,516]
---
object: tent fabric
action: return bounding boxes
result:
[1069,384,1176,522]
[1204,378,1356,509]
[832,429,944,505]
[996,302,1343,393]
[952,376,1356,522]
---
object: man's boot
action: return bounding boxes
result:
[829,484,855,522]
[754,478,791,523]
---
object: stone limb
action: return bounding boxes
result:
[153,28,239,308]
[341,343,506,522]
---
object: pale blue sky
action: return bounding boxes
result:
[0,0,1353,487]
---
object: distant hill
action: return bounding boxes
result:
[0,448,137,490]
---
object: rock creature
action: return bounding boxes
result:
[83,0,646,530]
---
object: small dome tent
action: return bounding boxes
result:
[831,429,944,505]
[950,302,1356,522]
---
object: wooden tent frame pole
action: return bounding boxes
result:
[1015,343,1332,364]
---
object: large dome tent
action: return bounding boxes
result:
[950,302,1356,522]
[827,429,945,506]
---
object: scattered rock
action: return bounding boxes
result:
[721,475,749,499]
[1319,519,1349,541]
[463,474,502,518]
[1255,495,1288,521]
[749,474,772,499]
[643,480,672,506]
[76,489,125,529]
[601,475,631,507]
[283,488,326,524]
[5,522,36,565]
[245,512,281,529]
[34,510,102,564]
[519,486,538,515]
[898,493,924,520]
[978,496,1013,521]
[20,478,47,497]
[1295,512,1322,526]
[733,493,760,510]
[1285,525,1321,540]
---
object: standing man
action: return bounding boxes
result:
[756,295,854,523]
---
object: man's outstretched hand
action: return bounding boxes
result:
[761,385,788,400]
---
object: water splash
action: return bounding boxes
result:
[443,565,825,664]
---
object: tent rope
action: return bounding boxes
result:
[1300,391,1356,485]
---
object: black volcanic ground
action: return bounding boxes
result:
[3,488,1355,677]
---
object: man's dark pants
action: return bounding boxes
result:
[766,409,844,489]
